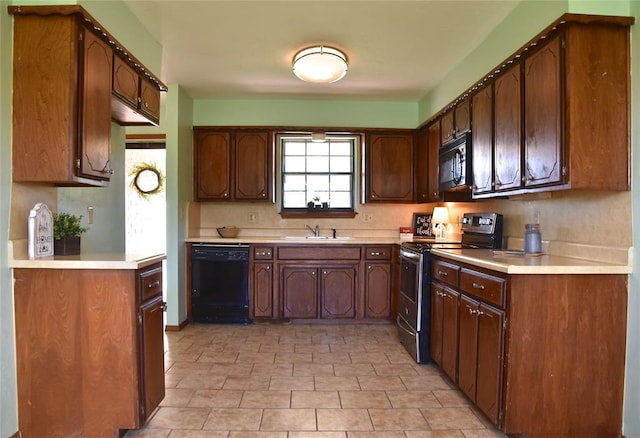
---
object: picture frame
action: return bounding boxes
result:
[412,213,434,237]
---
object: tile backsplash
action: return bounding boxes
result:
[193,190,632,247]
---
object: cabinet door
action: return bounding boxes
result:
[194,130,231,200]
[113,56,139,108]
[524,35,563,188]
[366,133,414,202]
[458,295,480,401]
[454,99,471,136]
[440,110,455,144]
[253,262,273,318]
[442,287,459,382]
[235,131,272,201]
[282,267,318,318]
[320,266,357,318]
[78,29,113,181]
[494,63,522,191]
[476,303,505,425]
[427,122,441,201]
[140,297,165,421]
[364,262,391,318]
[140,77,161,122]
[471,84,493,195]
[430,283,445,366]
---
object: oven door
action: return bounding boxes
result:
[439,132,472,192]
[399,247,422,331]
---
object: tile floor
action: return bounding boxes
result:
[126,322,507,438]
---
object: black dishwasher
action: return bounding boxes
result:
[190,244,250,323]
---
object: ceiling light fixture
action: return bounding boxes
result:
[292,46,348,84]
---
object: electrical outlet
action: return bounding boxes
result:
[363,214,373,223]
[248,212,259,223]
[87,206,94,224]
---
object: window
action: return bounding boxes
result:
[279,134,358,214]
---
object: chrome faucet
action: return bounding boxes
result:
[306,224,319,237]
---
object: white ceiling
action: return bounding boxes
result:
[123,0,521,102]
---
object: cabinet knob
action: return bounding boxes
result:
[162,302,168,311]
[148,280,160,289]
[266,266,270,270]
[437,270,448,277]
[468,308,477,315]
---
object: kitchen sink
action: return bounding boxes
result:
[280,236,353,241]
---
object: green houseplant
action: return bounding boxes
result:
[53,212,88,255]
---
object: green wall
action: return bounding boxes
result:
[194,98,418,129]
[0,2,17,434]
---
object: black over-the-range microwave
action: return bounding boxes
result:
[438,132,472,192]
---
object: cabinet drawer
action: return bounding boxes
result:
[365,245,392,260]
[253,246,273,260]
[432,259,459,288]
[459,268,506,308]
[139,264,163,303]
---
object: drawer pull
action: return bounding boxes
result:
[370,251,383,256]
[438,271,448,277]
[148,280,160,289]
[472,282,485,290]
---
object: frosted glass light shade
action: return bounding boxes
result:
[293,46,348,83]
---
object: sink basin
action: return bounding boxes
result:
[280,236,353,241]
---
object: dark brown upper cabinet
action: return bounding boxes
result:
[194,128,273,202]
[9,5,166,187]
[365,132,415,202]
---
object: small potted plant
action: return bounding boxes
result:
[53,212,88,255]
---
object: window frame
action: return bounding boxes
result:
[277,133,360,218]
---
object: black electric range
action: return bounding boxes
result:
[397,213,503,363]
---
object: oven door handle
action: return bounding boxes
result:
[400,249,421,261]
[396,315,417,338]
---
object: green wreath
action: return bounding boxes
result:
[129,162,165,200]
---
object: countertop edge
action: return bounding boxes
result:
[430,248,633,275]
[9,240,166,270]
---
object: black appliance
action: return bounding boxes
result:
[439,132,472,192]
[397,212,503,363]
[190,244,250,324]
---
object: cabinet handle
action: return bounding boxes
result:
[468,308,477,315]
[266,266,270,270]
[162,302,168,311]
[148,280,160,289]
[323,271,327,275]
[472,282,485,290]
[370,251,382,256]
[436,291,444,297]
[438,270,448,277]
[404,307,409,315]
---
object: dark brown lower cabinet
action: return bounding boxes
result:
[458,295,504,425]
[364,262,392,318]
[281,265,356,319]
[431,255,627,438]
[140,296,166,421]
[13,263,165,437]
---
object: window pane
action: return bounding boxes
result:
[284,156,306,173]
[330,175,351,191]
[330,142,352,156]
[329,192,352,208]
[283,174,306,191]
[307,175,329,197]
[307,156,329,173]
[330,156,352,173]
[283,191,307,208]
[309,142,329,156]
[284,142,306,156]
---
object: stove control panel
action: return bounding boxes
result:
[461,212,503,235]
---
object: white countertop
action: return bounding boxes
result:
[430,247,633,274]
[186,236,403,245]
[9,240,166,270]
